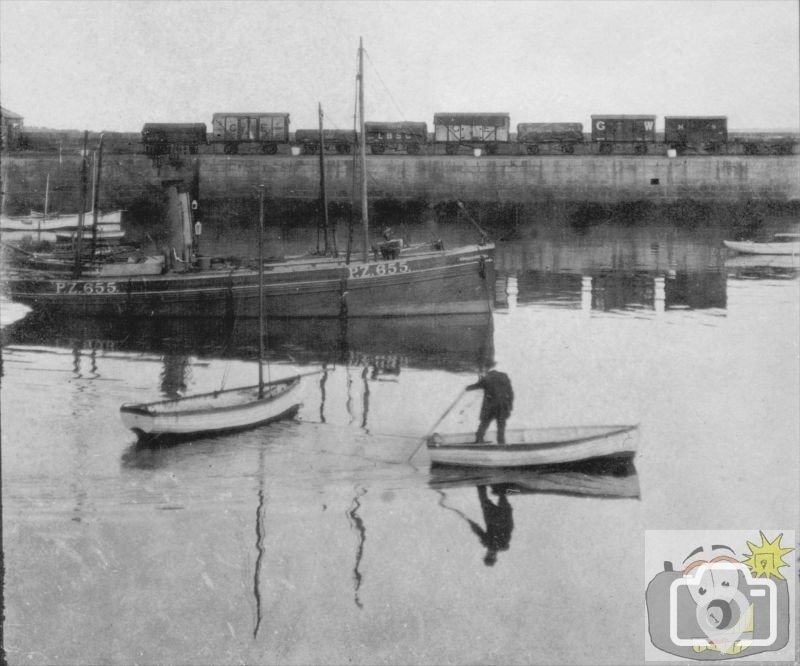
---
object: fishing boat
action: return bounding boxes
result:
[723,233,800,255]
[4,39,494,319]
[119,190,307,442]
[426,425,639,467]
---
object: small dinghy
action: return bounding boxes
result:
[120,375,304,442]
[427,425,639,468]
[723,233,800,255]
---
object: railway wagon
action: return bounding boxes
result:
[294,129,357,154]
[433,113,510,154]
[364,121,428,154]
[664,116,727,153]
[13,129,143,154]
[210,113,290,154]
[516,122,584,154]
[141,123,208,156]
[591,114,657,154]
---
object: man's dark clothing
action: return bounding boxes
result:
[467,485,514,565]
[466,369,514,444]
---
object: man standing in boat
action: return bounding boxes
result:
[467,363,514,444]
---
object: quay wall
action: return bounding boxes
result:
[3,154,799,217]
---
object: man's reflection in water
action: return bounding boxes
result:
[467,484,514,566]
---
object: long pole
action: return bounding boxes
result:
[406,389,467,462]
[258,188,266,398]
[90,133,105,262]
[358,37,369,262]
[73,130,89,279]
[318,103,330,254]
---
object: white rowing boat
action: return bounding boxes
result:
[723,233,800,255]
[427,425,639,467]
[120,375,305,441]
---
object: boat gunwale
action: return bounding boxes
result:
[427,424,639,451]
[120,376,301,416]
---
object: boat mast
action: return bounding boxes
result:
[43,173,50,218]
[89,133,104,262]
[73,130,89,279]
[359,38,369,262]
[258,188,266,398]
[318,103,330,254]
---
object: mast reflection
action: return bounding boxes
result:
[346,487,367,609]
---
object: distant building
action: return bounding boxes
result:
[1,106,24,150]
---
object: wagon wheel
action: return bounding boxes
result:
[262,143,278,155]
[599,143,613,155]
[526,144,539,155]
[634,143,648,155]
[371,143,386,155]
[562,144,575,154]
[224,143,237,155]
[486,143,498,155]
[304,144,318,155]
[336,144,351,154]
[406,143,420,155]
[445,143,459,155]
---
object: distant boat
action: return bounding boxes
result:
[723,233,800,255]
[0,210,123,232]
[426,425,639,467]
[54,227,125,242]
[119,188,306,443]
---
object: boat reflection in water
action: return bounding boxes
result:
[429,457,639,566]
[1,309,494,374]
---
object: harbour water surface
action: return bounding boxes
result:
[1,224,798,664]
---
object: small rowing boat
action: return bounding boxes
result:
[426,424,639,467]
[120,375,305,442]
[428,456,640,499]
[723,233,800,255]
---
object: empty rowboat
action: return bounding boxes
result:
[426,424,639,468]
[120,375,304,442]
[723,234,800,255]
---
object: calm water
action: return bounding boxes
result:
[1,224,799,665]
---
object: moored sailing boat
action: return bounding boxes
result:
[119,190,308,442]
[4,40,494,319]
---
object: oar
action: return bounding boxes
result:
[406,388,467,463]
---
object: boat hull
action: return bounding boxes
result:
[5,244,494,318]
[120,376,304,441]
[427,425,639,467]
[723,240,800,255]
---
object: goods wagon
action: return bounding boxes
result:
[516,123,584,154]
[210,113,290,154]
[433,113,510,154]
[294,129,356,154]
[364,121,428,154]
[664,116,727,153]
[591,115,657,153]
[141,123,207,156]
